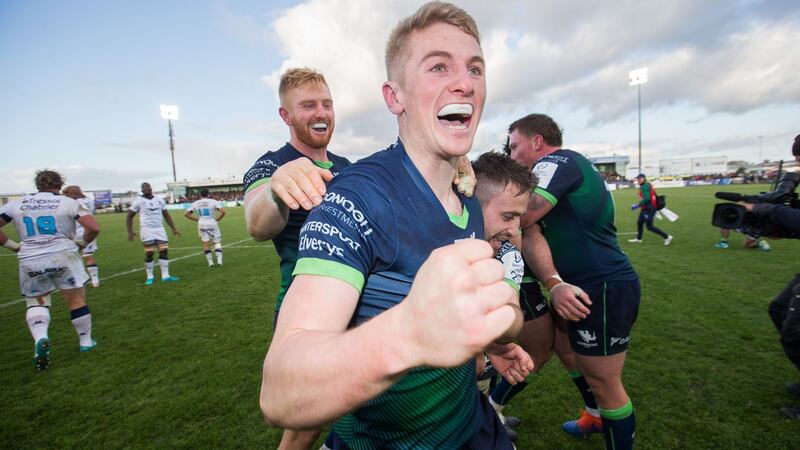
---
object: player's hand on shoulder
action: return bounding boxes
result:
[454,155,475,197]
[550,282,591,322]
[271,158,334,210]
[400,239,516,368]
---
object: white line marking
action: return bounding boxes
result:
[0,238,259,309]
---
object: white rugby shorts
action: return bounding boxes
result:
[19,251,89,297]
[198,223,222,243]
[140,226,168,244]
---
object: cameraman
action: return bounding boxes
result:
[742,134,800,420]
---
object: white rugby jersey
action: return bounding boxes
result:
[130,196,167,230]
[75,197,96,237]
[189,198,222,226]
[0,192,88,260]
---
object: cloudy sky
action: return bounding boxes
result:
[2,0,798,193]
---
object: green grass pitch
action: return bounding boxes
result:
[0,184,798,449]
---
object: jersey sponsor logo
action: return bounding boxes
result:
[322,192,373,236]
[20,198,62,211]
[576,329,598,349]
[532,161,559,190]
[299,235,344,257]
[244,159,279,185]
[27,266,67,277]
[300,220,361,251]
[610,336,630,347]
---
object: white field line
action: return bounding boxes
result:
[0,238,269,309]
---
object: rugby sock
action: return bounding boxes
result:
[490,376,530,407]
[569,371,600,417]
[600,400,635,450]
[159,258,171,279]
[26,306,50,343]
[214,243,223,265]
[205,250,213,266]
[87,264,99,286]
[70,305,93,347]
[145,261,155,279]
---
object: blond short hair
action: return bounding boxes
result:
[278,68,329,107]
[385,1,480,81]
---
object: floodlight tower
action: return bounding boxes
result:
[160,104,180,182]
[629,67,648,174]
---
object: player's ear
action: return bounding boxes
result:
[382,81,405,116]
[278,107,291,126]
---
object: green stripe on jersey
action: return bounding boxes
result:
[245,177,270,194]
[293,258,365,292]
[448,205,469,229]
[314,160,334,169]
[534,187,558,206]
[503,278,520,292]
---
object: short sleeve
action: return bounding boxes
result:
[74,199,89,218]
[0,202,13,223]
[243,154,281,193]
[292,179,395,293]
[531,156,582,206]
[159,199,167,210]
[129,198,140,213]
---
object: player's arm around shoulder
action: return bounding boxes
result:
[243,183,286,241]
[244,158,332,241]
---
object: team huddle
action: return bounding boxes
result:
[3,2,643,449]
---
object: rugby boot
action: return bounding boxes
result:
[562,410,603,437]
[713,241,729,249]
[79,339,97,353]
[145,277,154,286]
[162,276,180,282]
[33,337,51,371]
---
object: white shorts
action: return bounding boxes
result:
[81,239,98,255]
[19,252,89,298]
[140,226,168,244]
[198,223,222,243]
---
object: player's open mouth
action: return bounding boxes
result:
[437,104,473,130]
[310,122,329,133]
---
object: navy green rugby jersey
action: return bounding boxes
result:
[293,139,485,449]
[242,143,350,312]
[531,149,636,285]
